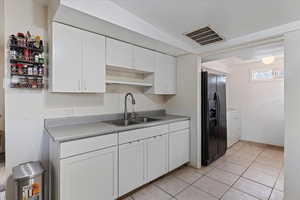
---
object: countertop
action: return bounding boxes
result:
[45,114,190,143]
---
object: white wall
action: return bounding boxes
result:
[166,54,202,168]
[0,0,5,131]
[4,0,167,172]
[228,59,284,146]
[202,61,231,74]
[284,30,300,200]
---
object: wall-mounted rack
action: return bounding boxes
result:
[8,32,46,89]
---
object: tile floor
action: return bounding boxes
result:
[120,141,284,200]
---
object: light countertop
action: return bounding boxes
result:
[45,114,190,143]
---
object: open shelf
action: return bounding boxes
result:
[106,80,153,87]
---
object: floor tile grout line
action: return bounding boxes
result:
[168,169,224,199]
[153,178,190,198]
[219,142,273,200]
[225,144,260,199]
[240,146,282,189]
[192,174,231,199]
[172,172,215,198]
[125,142,284,200]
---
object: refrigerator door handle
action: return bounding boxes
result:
[215,93,220,127]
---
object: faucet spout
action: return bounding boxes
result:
[124,93,136,122]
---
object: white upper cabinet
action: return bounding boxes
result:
[133,46,155,73]
[51,22,106,93]
[106,38,133,69]
[51,22,83,93]
[82,31,106,93]
[146,53,177,94]
[167,56,177,94]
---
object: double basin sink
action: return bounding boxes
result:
[105,117,160,127]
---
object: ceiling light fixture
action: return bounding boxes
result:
[262,56,275,65]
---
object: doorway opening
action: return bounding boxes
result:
[201,41,284,199]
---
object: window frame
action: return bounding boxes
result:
[249,67,284,83]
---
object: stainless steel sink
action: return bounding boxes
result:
[104,117,160,126]
[135,117,160,123]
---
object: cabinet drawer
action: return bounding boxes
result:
[169,120,190,132]
[119,125,168,144]
[60,134,117,158]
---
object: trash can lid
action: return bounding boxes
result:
[13,161,44,181]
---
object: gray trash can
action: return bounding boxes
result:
[13,162,44,200]
[0,184,5,200]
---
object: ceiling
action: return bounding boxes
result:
[203,41,284,66]
[110,0,300,51]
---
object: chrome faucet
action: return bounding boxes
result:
[124,93,136,124]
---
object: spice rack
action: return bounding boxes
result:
[8,32,46,89]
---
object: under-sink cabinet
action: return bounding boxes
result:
[119,140,146,196]
[146,134,169,182]
[49,120,190,200]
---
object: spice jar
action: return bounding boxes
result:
[37,78,43,88]
[28,66,33,75]
[19,77,28,88]
[33,66,38,75]
[10,50,17,59]
[11,75,20,87]
[28,77,37,88]
[24,49,30,61]
[34,54,39,63]
[23,65,28,75]
[17,64,23,75]
[38,67,43,76]
[11,64,17,73]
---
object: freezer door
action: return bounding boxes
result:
[217,75,227,156]
[202,72,219,165]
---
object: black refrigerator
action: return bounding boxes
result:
[201,71,227,166]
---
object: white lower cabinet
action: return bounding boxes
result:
[169,129,190,171]
[146,134,168,182]
[50,120,190,200]
[60,146,118,200]
[119,140,146,196]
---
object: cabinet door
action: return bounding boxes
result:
[147,134,168,182]
[167,56,177,94]
[52,22,82,92]
[169,130,190,171]
[82,31,106,93]
[227,113,235,147]
[154,53,169,94]
[119,140,146,196]
[133,46,155,72]
[60,147,118,200]
[106,38,133,69]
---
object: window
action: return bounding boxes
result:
[250,68,284,82]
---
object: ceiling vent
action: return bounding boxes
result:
[185,26,224,46]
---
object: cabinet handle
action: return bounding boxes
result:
[78,80,81,91]
[84,80,87,91]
